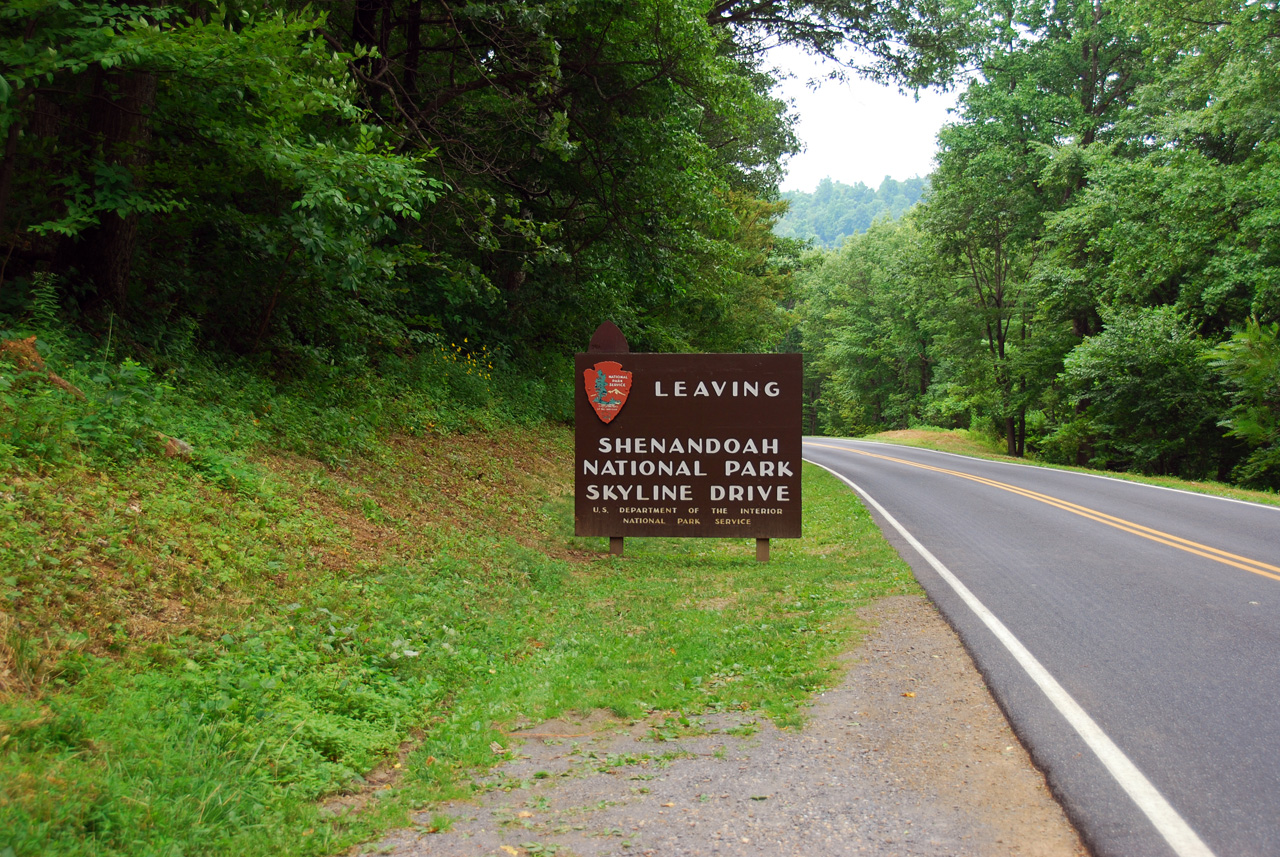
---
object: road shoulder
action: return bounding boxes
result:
[373,595,1085,857]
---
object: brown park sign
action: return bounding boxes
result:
[574,336,802,541]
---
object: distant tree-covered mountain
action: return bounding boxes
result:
[776,176,929,248]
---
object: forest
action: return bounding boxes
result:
[776,176,929,248]
[793,0,1280,488]
[1,0,1277,482]
[0,0,973,362]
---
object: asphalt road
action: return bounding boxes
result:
[803,439,1280,857]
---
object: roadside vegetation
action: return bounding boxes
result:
[793,0,1280,491]
[0,328,918,857]
[861,428,1280,508]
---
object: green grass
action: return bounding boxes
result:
[1,335,918,857]
[861,427,1280,508]
[860,427,1009,458]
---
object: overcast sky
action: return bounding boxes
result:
[769,46,959,193]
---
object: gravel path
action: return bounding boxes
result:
[370,595,1086,857]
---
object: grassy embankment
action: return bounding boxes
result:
[864,427,1280,507]
[0,334,919,857]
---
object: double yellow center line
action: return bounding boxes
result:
[807,443,1280,583]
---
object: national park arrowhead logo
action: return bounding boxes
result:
[584,360,632,424]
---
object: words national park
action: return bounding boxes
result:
[575,345,802,542]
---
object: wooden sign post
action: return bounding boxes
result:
[575,323,802,560]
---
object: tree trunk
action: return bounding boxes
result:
[404,0,422,93]
[0,16,40,238]
[352,0,391,112]
[70,68,157,308]
[0,93,27,239]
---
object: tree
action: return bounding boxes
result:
[798,215,941,434]
[775,176,928,248]
[920,122,1046,455]
[915,0,1149,455]
[1057,306,1231,477]
[785,0,1279,488]
[1037,0,1280,335]
[279,0,811,354]
[2,0,983,366]
[705,0,982,87]
[1208,318,1280,487]
[1,2,439,356]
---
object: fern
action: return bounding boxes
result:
[28,271,60,331]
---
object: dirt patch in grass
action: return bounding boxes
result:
[374,595,1085,857]
[258,426,576,572]
[1,424,576,673]
[256,450,407,570]
[1,465,275,657]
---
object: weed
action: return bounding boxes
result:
[644,714,704,742]
[0,353,918,857]
[28,273,61,333]
[423,813,454,833]
[0,615,45,696]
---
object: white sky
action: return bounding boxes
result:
[769,46,959,193]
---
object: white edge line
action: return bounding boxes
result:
[804,456,1217,857]
[805,436,1280,513]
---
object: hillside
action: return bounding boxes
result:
[775,176,929,248]
[0,333,918,856]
